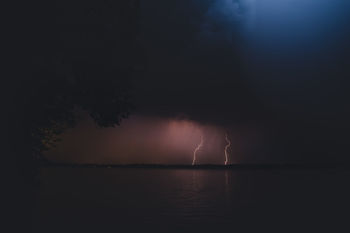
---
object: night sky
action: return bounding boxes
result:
[46,0,350,164]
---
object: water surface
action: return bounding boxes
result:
[33,167,350,232]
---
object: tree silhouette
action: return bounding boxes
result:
[5,2,142,230]
[5,0,142,182]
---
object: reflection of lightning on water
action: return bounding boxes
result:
[224,133,231,165]
[192,135,203,166]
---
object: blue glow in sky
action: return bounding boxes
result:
[196,0,350,114]
[200,0,350,51]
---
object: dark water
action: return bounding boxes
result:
[33,167,350,233]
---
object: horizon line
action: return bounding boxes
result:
[41,161,350,170]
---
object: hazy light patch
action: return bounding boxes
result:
[45,115,246,165]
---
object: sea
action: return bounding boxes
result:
[32,167,350,233]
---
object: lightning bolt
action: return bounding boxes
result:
[192,135,203,166]
[224,133,231,165]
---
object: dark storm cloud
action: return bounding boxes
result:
[133,0,263,126]
[49,0,350,163]
[133,0,350,163]
[46,115,265,164]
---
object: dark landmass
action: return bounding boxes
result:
[42,161,350,170]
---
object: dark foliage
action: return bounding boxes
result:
[10,0,141,160]
[4,2,141,231]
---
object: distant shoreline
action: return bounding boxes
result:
[42,162,350,170]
